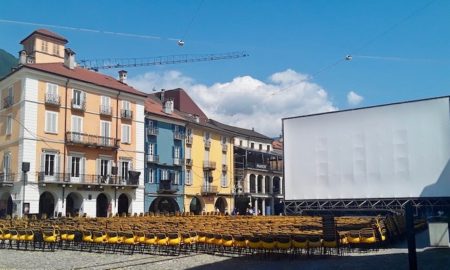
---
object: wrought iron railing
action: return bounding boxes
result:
[66,132,119,149]
[36,172,138,186]
[121,109,133,119]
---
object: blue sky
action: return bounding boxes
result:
[1,0,449,136]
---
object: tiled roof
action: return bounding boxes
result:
[23,63,147,97]
[155,88,208,123]
[144,95,186,121]
[20,29,68,44]
[208,119,273,142]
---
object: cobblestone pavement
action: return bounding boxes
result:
[0,248,449,270]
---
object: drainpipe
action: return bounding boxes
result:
[62,78,70,213]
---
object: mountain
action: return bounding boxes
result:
[0,49,18,78]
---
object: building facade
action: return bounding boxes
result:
[144,95,185,213]
[209,120,283,215]
[0,29,146,218]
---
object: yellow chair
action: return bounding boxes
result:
[42,228,58,251]
[275,235,291,254]
[292,235,308,255]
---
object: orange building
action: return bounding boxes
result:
[0,29,146,218]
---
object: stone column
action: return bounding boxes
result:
[255,175,259,194]
[246,174,250,193]
[254,198,258,216]
[262,175,265,194]
[262,199,266,216]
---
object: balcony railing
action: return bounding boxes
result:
[186,136,193,145]
[185,158,193,167]
[0,173,16,184]
[173,158,182,166]
[203,161,216,170]
[99,105,112,116]
[45,93,60,106]
[174,131,184,140]
[158,180,179,194]
[66,132,119,149]
[201,185,218,195]
[121,109,133,119]
[146,154,159,163]
[71,99,86,111]
[222,164,228,171]
[36,172,138,186]
[204,140,211,149]
[222,144,228,152]
[147,127,159,136]
[3,96,13,109]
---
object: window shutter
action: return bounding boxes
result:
[96,158,100,177]
[82,91,86,103]
[40,153,46,173]
[55,154,60,175]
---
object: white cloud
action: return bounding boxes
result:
[347,91,364,106]
[129,69,337,137]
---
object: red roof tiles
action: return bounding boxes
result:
[144,95,186,120]
[20,29,68,44]
[24,63,147,97]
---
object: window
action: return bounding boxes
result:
[70,156,81,178]
[100,121,111,145]
[41,40,48,52]
[71,116,83,133]
[148,143,155,155]
[41,152,59,177]
[45,111,58,133]
[175,171,181,185]
[259,144,262,150]
[203,171,211,185]
[221,136,227,145]
[46,83,58,96]
[221,172,228,187]
[148,168,155,183]
[222,153,227,165]
[72,89,85,108]
[121,124,131,144]
[187,128,192,136]
[100,96,111,115]
[173,146,181,158]
[122,100,130,110]
[3,152,11,175]
[204,132,210,141]
[99,159,110,176]
[185,170,192,185]
[5,114,12,135]
[267,145,270,152]
[52,43,59,55]
[121,160,130,180]
[239,140,243,146]
[251,142,254,149]
[161,169,168,182]
[101,96,110,107]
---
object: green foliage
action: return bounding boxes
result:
[0,49,18,78]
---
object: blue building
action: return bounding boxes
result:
[144,95,186,213]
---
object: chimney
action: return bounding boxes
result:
[19,50,27,65]
[163,98,174,114]
[160,89,165,102]
[193,115,200,123]
[64,48,76,69]
[118,70,128,83]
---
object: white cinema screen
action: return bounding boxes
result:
[283,97,450,201]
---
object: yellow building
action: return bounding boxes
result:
[0,29,146,218]
[183,119,234,214]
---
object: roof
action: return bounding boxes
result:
[155,88,208,123]
[20,29,68,44]
[22,63,147,97]
[145,95,186,121]
[208,119,273,142]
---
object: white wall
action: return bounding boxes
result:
[283,97,450,200]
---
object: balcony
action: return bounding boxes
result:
[36,172,138,187]
[158,180,179,194]
[99,105,112,116]
[173,158,182,166]
[71,99,86,111]
[186,135,193,145]
[0,173,16,186]
[204,140,211,149]
[203,161,216,170]
[45,93,60,107]
[185,158,193,167]
[222,164,228,171]
[147,127,159,136]
[3,96,13,109]
[174,131,184,140]
[201,185,218,195]
[121,109,133,120]
[66,132,119,149]
[222,144,228,152]
[146,154,159,163]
